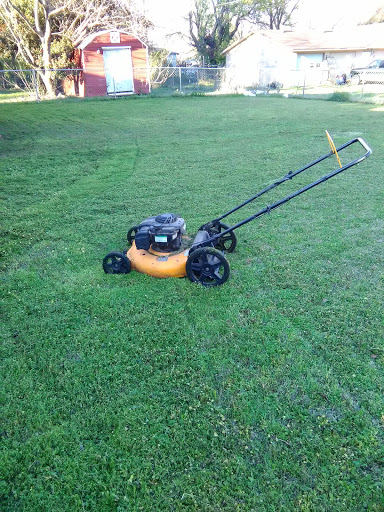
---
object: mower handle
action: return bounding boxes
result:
[213,136,372,225]
[336,137,372,164]
[195,136,372,249]
[355,137,372,157]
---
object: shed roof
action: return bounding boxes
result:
[78,30,147,50]
[222,24,384,55]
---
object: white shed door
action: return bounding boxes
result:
[103,48,134,94]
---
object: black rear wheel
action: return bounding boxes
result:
[127,226,139,245]
[103,252,131,274]
[215,222,237,253]
[186,247,230,287]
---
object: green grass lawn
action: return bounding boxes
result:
[1,95,383,511]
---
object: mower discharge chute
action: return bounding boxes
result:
[103,134,372,287]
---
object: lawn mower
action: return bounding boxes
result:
[103,132,371,287]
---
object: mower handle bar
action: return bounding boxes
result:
[196,137,372,248]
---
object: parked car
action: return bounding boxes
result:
[350,59,384,84]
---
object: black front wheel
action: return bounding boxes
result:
[186,247,230,287]
[103,252,131,274]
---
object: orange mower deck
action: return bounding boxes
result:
[127,242,189,278]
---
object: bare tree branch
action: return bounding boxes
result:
[48,4,67,17]
[249,0,300,30]
[3,0,39,35]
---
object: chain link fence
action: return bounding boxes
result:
[0,67,226,102]
[0,66,383,104]
[231,67,384,104]
[0,68,84,102]
[149,67,226,95]
[278,69,384,104]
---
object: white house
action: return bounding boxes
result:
[222,24,384,88]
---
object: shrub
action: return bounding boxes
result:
[328,91,352,102]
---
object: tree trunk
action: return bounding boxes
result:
[39,3,56,97]
[41,34,55,97]
[37,69,55,97]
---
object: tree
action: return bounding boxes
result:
[0,0,152,96]
[248,0,300,30]
[188,0,252,66]
[361,6,384,24]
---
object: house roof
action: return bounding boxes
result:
[77,30,147,50]
[222,24,384,55]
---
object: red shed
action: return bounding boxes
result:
[64,30,150,97]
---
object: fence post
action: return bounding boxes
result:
[179,67,182,93]
[302,73,306,95]
[112,76,117,99]
[32,69,40,103]
[361,72,365,100]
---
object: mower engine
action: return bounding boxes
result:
[134,213,186,252]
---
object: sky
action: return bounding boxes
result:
[142,0,383,53]
[295,0,383,29]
